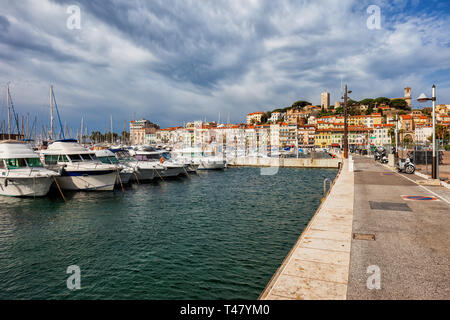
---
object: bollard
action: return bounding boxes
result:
[323,178,331,197]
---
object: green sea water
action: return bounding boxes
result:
[0,167,337,299]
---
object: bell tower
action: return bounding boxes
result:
[404,87,412,107]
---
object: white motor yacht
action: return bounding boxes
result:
[40,139,119,191]
[0,140,59,197]
[135,149,185,178]
[95,149,134,184]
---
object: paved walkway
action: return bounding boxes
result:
[347,156,450,299]
[260,160,354,299]
[260,156,450,300]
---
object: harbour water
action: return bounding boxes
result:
[0,167,337,300]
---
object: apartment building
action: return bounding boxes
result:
[246,112,264,124]
[130,119,159,145]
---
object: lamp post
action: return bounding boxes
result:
[343,85,352,159]
[417,85,437,179]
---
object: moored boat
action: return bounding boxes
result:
[135,149,185,178]
[40,139,119,191]
[0,140,59,197]
[95,149,134,184]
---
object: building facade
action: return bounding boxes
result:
[321,92,330,110]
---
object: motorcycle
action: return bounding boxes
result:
[396,157,415,174]
[380,155,388,164]
[374,146,386,161]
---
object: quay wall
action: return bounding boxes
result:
[227,157,342,168]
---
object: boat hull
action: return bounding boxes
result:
[118,172,133,184]
[160,166,185,177]
[0,177,54,197]
[134,168,156,181]
[197,161,226,170]
[56,171,117,191]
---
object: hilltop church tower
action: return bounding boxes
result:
[404,87,412,107]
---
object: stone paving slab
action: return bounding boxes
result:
[266,274,348,300]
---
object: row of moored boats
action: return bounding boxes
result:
[0,139,226,197]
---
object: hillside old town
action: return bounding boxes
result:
[128,88,450,153]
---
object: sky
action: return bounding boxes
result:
[0,0,449,134]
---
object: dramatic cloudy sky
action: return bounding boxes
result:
[0,0,449,133]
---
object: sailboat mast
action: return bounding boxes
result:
[110,114,113,144]
[50,85,54,140]
[80,116,84,144]
[7,83,11,139]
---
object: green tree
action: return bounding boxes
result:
[390,98,409,110]
[359,98,375,106]
[104,132,118,143]
[90,131,103,143]
[121,131,130,143]
[291,100,311,109]
[388,127,395,145]
[374,97,390,106]
[347,99,358,107]
[335,106,344,114]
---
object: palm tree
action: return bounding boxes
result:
[388,127,395,144]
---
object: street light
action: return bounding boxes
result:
[343,85,352,159]
[417,85,437,180]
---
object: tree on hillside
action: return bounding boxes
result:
[335,106,344,114]
[291,100,311,109]
[349,105,361,116]
[390,98,409,110]
[359,98,375,106]
[347,99,358,107]
[374,97,390,106]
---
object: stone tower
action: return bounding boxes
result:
[404,87,412,107]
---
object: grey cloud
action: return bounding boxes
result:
[0,0,449,131]
[0,15,10,32]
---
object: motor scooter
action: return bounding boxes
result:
[396,157,415,174]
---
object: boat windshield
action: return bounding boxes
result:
[68,155,82,162]
[98,156,118,164]
[26,158,43,167]
[108,156,118,164]
[81,154,95,161]
[5,158,28,169]
[68,154,95,162]
[136,153,162,161]
[44,155,59,165]
[116,151,134,162]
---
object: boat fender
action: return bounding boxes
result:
[4,179,8,187]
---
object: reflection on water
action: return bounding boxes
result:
[0,167,337,299]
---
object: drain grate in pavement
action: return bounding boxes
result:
[353,233,376,241]
[369,201,412,212]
